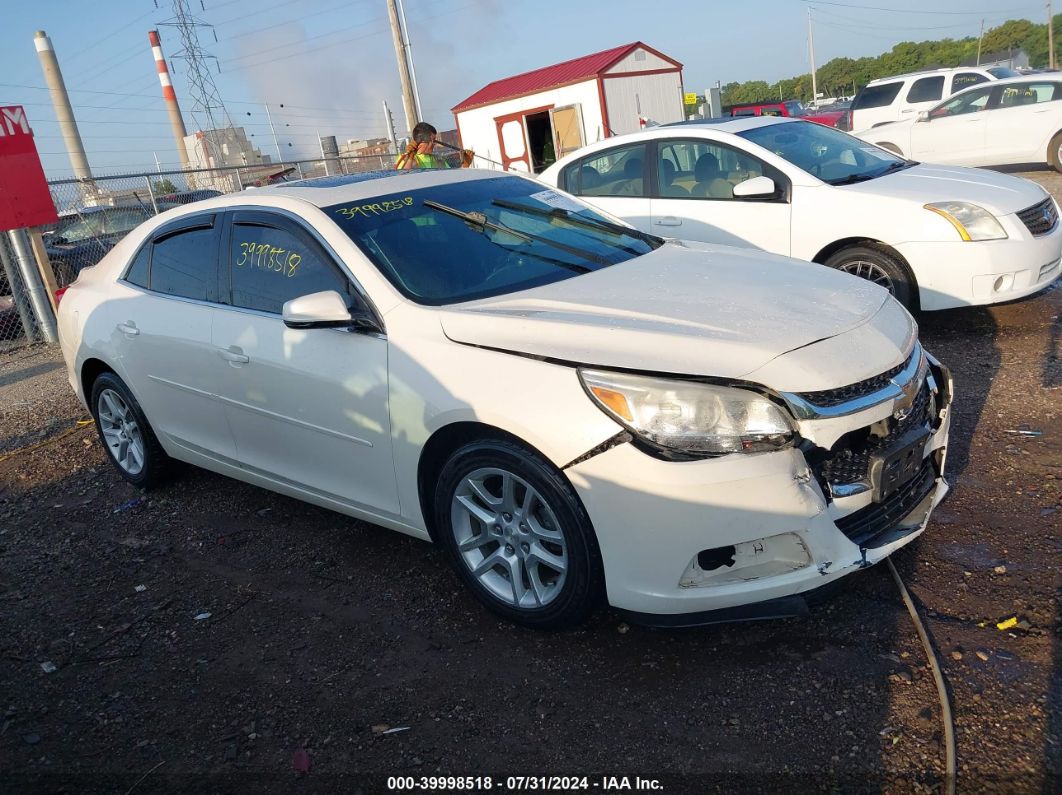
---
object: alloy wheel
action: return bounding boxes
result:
[97,388,145,475]
[450,467,568,609]
[837,258,895,293]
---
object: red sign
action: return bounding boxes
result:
[0,106,58,231]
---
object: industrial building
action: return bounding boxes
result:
[452,42,684,173]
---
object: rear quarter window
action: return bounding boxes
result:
[123,244,150,288]
[853,82,903,110]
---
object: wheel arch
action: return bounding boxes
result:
[873,141,903,156]
[812,238,920,311]
[416,421,560,543]
[80,357,116,407]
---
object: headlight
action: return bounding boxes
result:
[924,201,1007,241]
[579,369,795,457]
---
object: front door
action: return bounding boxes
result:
[650,138,792,253]
[911,85,992,164]
[212,211,398,514]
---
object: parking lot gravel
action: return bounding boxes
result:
[0,171,1059,792]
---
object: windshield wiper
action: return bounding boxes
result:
[491,199,663,250]
[424,199,612,266]
[828,160,914,186]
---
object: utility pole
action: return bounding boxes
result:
[976,19,985,65]
[396,0,423,120]
[808,8,818,106]
[264,104,283,163]
[386,0,418,135]
[1050,2,1056,70]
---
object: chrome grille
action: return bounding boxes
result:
[819,382,934,486]
[1017,197,1058,237]
[797,349,915,409]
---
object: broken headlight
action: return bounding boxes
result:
[579,369,795,457]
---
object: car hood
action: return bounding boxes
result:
[838,162,1048,215]
[438,241,902,389]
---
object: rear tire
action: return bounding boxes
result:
[825,244,917,310]
[90,372,172,489]
[434,438,604,629]
[1049,132,1062,174]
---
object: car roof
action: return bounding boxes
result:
[867,66,994,84]
[172,167,516,212]
[659,116,795,133]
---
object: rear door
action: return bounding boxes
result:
[113,214,236,462]
[557,141,651,232]
[983,81,1062,163]
[211,210,398,513]
[899,75,946,121]
[649,137,792,253]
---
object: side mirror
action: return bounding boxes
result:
[732,175,777,198]
[917,111,930,122]
[282,289,381,333]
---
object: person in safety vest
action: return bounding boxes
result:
[395,122,474,169]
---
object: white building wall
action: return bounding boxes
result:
[603,72,684,135]
[455,81,604,170]
[604,46,675,75]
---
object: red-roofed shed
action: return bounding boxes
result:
[452,42,683,173]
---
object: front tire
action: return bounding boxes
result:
[90,372,171,489]
[434,438,604,629]
[1049,132,1062,174]
[825,244,916,310]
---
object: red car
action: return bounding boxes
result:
[729,100,847,128]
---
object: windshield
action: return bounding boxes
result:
[738,120,908,185]
[326,176,662,305]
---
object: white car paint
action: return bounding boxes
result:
[850,66,1007,131]
[856,75,1062,169]
[59,169,952,622]
[539,117,1062,310]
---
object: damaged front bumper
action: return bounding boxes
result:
[564,352,952,625]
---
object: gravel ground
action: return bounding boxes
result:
[0,171,1059,793]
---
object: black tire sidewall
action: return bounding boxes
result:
[825,245,915,310]
[434,439,603,629]
[90,372,168,490]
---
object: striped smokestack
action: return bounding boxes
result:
[149,29,192,172]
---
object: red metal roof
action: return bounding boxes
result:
[452,42,679,113]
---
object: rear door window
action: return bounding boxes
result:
[906,76,945,103]
[149,220,218,302]
[952,72,989,92]
[564,143,648,198]
[852,82,903,109]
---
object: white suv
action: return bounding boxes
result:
[850,66,1019,130]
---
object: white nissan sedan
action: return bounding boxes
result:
[58,169,952,628]
[540,117,1062,311]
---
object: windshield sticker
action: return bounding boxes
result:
[528,189,585,213]
[335,197,413,219]
[236,242,302,277]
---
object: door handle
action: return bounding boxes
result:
[218,346,249,364]
[653,216,682,227]
[116,322,139,337]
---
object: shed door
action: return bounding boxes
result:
[550,104,584,160]
[495,113,531,172]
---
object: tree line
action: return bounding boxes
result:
[721,16,1052,106]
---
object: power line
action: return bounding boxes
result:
[805,0,1040,15]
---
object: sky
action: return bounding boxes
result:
[0,0,1043,179]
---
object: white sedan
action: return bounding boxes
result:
[856,75,1062,171]
[540,117,1062,311]
[58,169,952,628]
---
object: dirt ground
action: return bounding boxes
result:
[0,172,1059,794]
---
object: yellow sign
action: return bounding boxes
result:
[683,92,698,105]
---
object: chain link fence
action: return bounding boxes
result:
[0,153,394,351]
